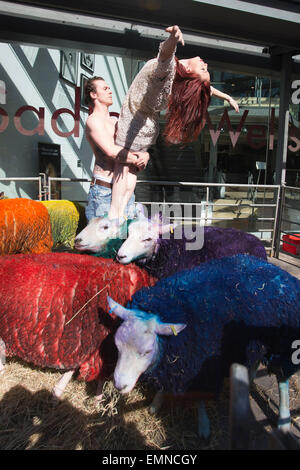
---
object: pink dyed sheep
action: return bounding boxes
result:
[0,252,155,398]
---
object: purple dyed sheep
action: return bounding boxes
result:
[116,213,267,278]
[108,254,300,439]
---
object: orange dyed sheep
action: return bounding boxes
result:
[0,198,53,255]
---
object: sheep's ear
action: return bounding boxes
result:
[151,213,162,225]
[151,213,176,235]
[159,222,178,235]
[107,296,133,321]
[154,322,187,336]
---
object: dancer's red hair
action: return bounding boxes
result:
[164,58,211,145]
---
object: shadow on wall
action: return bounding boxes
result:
[0,44,93,201]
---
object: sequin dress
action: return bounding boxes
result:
[115,40,177,151]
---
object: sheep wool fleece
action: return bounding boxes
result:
[0,198,53,255]
[0,253,156,381]
[128,254,300,394]
[41,200,86,249]
[140,226,267,280]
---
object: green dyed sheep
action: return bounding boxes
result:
[41,200,86,249]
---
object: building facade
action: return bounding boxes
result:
[0,0,299,206]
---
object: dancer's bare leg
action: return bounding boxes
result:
[108,161,137,220]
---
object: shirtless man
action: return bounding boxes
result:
[84,76,149,222]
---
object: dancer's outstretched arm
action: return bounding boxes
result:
[159,25,184,61]
[210,86,240,113]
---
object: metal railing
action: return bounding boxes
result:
[47,176,281,255]
[275,184,300,261]
[5,174,299,260]
[47,176,91,202]
[0,175,44,200]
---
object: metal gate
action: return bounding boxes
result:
[2,174,299,262]
[47,176,281,257]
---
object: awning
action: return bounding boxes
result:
[0,0,300,75]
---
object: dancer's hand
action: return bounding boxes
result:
[165,25,184,46]
[211,86,240,113]
[228,96,239,113]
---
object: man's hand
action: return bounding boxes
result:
[134,151,150,170]
[165,25,184,46]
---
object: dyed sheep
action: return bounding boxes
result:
[0,198,53,255]
[74,215,133,259]
[41,200,86,249]
[116,213,267,278]
[108,254,300,438]
[0,252,155,398]
[74,203,147,258]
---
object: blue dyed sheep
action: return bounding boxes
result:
[116,213,267,278]
[107,254,300,439]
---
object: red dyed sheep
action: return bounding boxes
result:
[0,198,53,255]
[0,252,156,398]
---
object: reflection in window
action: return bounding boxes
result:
[0,80,5,104]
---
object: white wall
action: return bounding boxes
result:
[0,43,129,201]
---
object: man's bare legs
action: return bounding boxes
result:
[108,162,137,220]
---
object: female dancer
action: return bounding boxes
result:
[108,25,239,222]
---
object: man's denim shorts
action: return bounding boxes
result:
[85,184,137,222]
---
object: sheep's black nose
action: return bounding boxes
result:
[75,237,82,243]
[116,254,126,261]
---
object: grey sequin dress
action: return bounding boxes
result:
[115,40,177,151]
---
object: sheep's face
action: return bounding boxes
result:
[116,217,173,264]
[74,217,123,252]
[114,315,159,394]
[116,220,158,264]
[107,296,186,394]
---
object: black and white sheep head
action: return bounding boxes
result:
[74,216,124,252]
[116,213,176,264]
[107,296,186,394]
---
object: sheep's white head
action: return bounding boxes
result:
[74,216,125,252]
[116,213,175,264]
[107,296,186,394]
